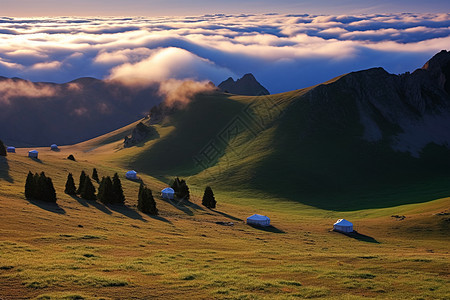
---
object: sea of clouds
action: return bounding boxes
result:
[0,13,449,93]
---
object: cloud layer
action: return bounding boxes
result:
[0,13,449,93]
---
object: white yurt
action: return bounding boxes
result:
[247,214,270,227]
[50,144,58,150]
[161,187,175,200]
[333,219,353,233]
[7,146,15,153]
[125,170,137,180]
[28,150,38,158]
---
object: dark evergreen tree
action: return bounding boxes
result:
[45,176,57,203]
[137,185,158,215]
[202,186,216,209]
[77,171,87,194]
[25,171,34,199]
[171,177,190,200]
[97,176,114,204]
[112,173,125,204]
[80,175,96,200]
[92,168,99,183]
[67,154,76,161]
[25,171,56,202]
[0,139,6,156]
[64,173,77,195]
[138,181,144,199]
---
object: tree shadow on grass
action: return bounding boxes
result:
[334,230,380,243]
[70,195,112,215]
[29,157,43,164]
[160,197,198,216]
[108,204,147,222]
[248,224,285,234]
[0,157,13,183]
[211,209,243,221]
[147,214,173,224]
[27,199,66,214]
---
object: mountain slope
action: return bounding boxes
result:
[100,50,450,210]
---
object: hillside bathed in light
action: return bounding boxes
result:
[0,1,449,299]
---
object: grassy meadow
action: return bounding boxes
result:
[0,143,449,299]
[1,87,449,299]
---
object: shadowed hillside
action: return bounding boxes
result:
[108,50,450,210]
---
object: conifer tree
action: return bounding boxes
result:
[138,184,158,215]
[77,171,87,194]
[92,168,99,183]
[64,173,77,195]
[97,176,114,204]
[24,171,57,202]
[25,171,34,199]
[80,175,96,200]
[0,139,6,156]
[171,177,190,200]
[112,173,125,204]
[45,176,57,203]
[202,186,216,209]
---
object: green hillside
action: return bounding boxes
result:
[88,77,450,211]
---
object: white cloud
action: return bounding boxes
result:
[108,47,233,86]
[0,13,448,93]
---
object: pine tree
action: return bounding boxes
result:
[171,177,190,200]
[138,185,158,215]
[97,176,114,204]
[92,168,99,183]
[138,181,144,199]
[0,139,6,156]
[77,171,87,194]
[64,173,77,195]
[25,171,34,199]
[45,176,57,203]
[202,186,216,209]
[80,175,96,200]
[112,173,125,204]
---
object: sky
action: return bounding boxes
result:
[0,2,449,93]
[1,0,449,16]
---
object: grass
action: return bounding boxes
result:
[0,88,449,298]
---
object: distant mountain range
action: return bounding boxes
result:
[0,73,268,147]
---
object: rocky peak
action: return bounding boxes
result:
[218,73,270,96]
[421,50,450,94]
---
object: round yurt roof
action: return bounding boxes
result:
[334,219,353,226]
[161,187,175,193]
[51,144,58,147]
[126,170,137,175]
[247,214,270,221]
[29,150,38,153]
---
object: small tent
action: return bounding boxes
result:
[333,219,353,233]
[125,170,137,180]
[161,187,175,200]
[50,144,58,150]
[28,150,38,158]
[7,147,15,153]
[247,214,270,227]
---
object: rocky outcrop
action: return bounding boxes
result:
[124,122,156,147]
[303,50,450,157]
[218,73,270,96]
